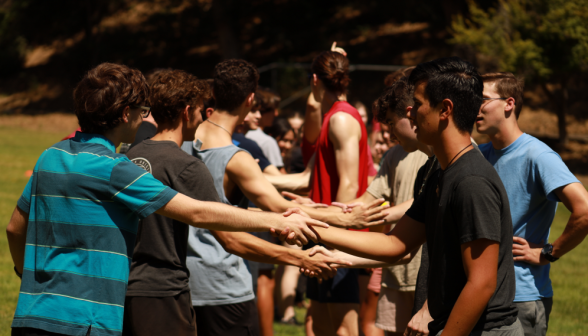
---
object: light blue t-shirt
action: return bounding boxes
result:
[479,133,579,302]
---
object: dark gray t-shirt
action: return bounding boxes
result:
[125,140,220,296]
[406,149,517,334]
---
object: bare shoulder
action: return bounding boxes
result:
[329,112,361,138]
[226,150,263,179]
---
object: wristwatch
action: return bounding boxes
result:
[541,243,559,262]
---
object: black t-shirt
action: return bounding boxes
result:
[125,140,220,296]
[411,155,439,315]
[232,132,271,172]
[406,149,517,334]
[129,121,157,150]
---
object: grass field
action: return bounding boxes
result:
[0,120,587,335]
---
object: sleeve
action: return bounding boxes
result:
[405,188,427,223]
[17,175,33,213]
[533,151,580,202]
[452,176,502,244]
[366,154,392,200]
[265,137,284,168]
[176,161,221,203]
[109,160,178,219]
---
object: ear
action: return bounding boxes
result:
[439,99,454,121]
[405,106,412,119]
[122,106,131,123]
[182,105,191,122]
[206,107,214,119]
[312,74,319,87]
[245,92,255,107]
[274,109,279,117]
[504,97,515,116]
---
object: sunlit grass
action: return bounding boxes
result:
[0,124,586,335]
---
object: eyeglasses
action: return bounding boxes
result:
[482,97,507,101]
[133,105,151,118]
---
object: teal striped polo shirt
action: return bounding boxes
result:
[12,132,177,336]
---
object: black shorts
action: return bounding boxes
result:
[193,300,259,336]
[250,232,277,271]
[123,291,196,336]
[306,268,360,304]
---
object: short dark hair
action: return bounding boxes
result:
[384,67,414,87]
[74,63,148,134]
[375,78,413,123]
[213,59,259,112]
[311,51,351,95]
[267,116,295,141]
[481,72,524,118]
[256,87,281,114]
[200,79,215,121]
[149,69,211,125]
[408,57,483,133]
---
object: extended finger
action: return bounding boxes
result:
[366,198,386,209]
[365,219,386,227]
[301,225,318,244]
[305,218,329,229]
[365,204,390,217]
[512,236,527,244]
[309,203,329,208]
[281,191,301,200]
[330,202,348,210]
[366,211,389,222]
[308,246,322,256]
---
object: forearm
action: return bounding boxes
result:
[441,281,494,336]
[332,246,418,268]
[265,170,310,192]
[6,206,29,274]
[335,179,359,203]
[157,194,279,232]
[215,231,304,266]
[263,165,282,176]
[384,198,413,224]
[313,226,406,264]
[551,211,588,258]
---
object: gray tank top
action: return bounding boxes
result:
[181,140,255,306]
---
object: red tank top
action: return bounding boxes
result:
[309,101,370,205]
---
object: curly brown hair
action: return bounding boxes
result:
[213,59,259,112]
[73,63,149,134]
[375,77,413,123]
[149,69,211,125]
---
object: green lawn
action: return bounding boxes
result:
[0,125,586,335]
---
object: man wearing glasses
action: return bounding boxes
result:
[6,63,327,336]
[476,72,588,336]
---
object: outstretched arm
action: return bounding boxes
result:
[155,193,328,246]
[6,206,29,275]
[264,155,314,193]
[211,231,351,280]
[227,151,388,228]
[299,211,427,264]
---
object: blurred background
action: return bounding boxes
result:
[0,0,587,334]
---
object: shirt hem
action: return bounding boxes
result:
[12,318,116,336]
[135,187,178,219]
[125,287,188,297]
[191,293,255,306]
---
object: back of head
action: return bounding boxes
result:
[213,59,259,112]
[375,77,413,123]
[409,57,483,133]
[481,72,524,118]
[311,51,351,95]
[74,62,148,134]
[149,69,211,125]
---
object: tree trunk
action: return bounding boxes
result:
[211,0,240,59]
[541,82,568,144]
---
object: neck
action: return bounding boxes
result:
[321,91,347,115]
[208,110,243,134]
[488,121,524,150]
[102,128,125,149]
[432,130,473,170]
[416,141,435,157]
[151,122,185,147]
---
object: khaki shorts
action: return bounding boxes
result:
[375,287,415,332]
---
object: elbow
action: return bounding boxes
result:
[470,277,497,301]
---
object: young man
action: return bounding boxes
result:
[476,72,588,336]
[6,63,327,336]
[181,59,382,335]
[287,58,523,336]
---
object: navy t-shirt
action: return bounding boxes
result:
[232,133,271,172]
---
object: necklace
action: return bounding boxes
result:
[417,156,437,196]
[446,143,472,168]
[206,119,232,136]
[436,143,472,196]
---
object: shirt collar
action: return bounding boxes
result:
[73,131,116,152]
